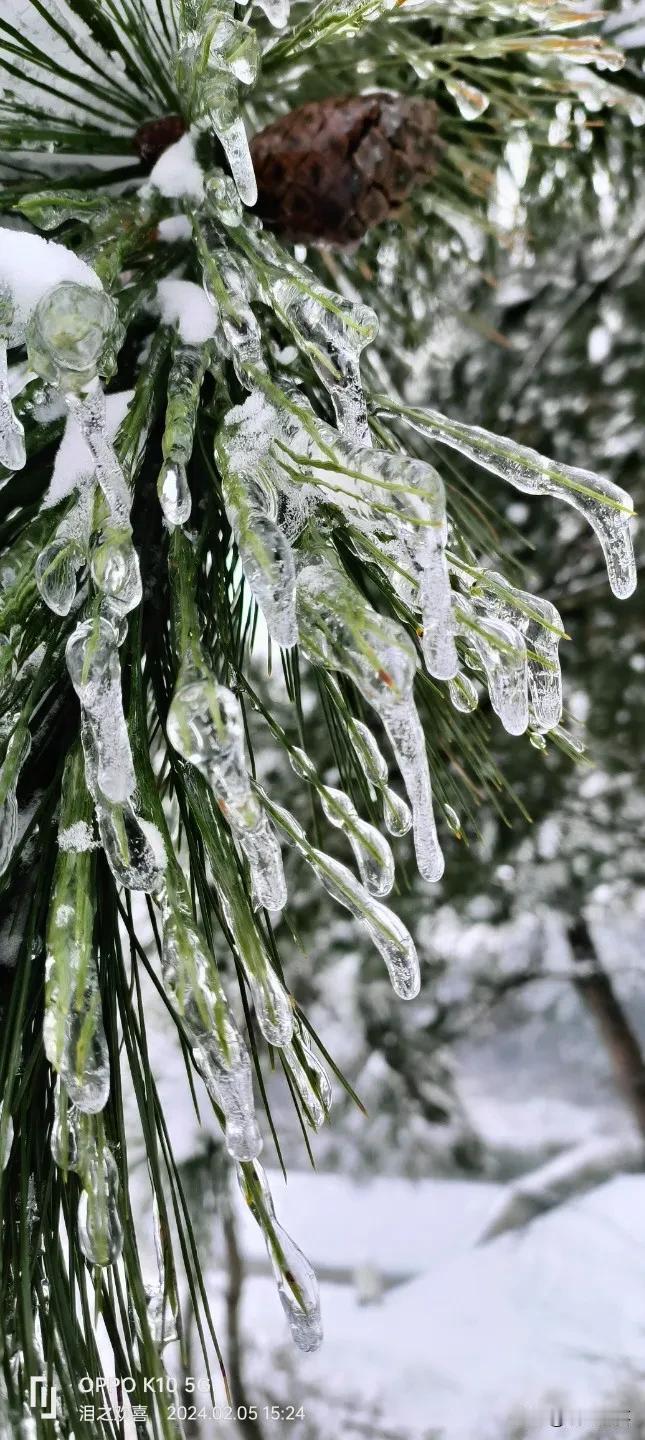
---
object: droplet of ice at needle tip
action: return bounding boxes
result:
[238,1161,323,1353]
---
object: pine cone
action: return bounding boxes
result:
[250,92,439,246]
[134,114,186,165]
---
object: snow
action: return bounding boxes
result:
[156,278,218,345]
[43,389,134,507]
[157,215,193,243]
[142,132,204,203]
[0,229,101,345]
[233,1173,645,1439]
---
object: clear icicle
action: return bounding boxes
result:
[266,796,420,999]
[159,883,263,1160]
[282,1023,332,1129]
[177,1,258,205]
[66,616,137,804]
[296,559,444,883]
[81,708,164,892]
[214,402,297,648]
[167,662,287,911]
[383,401,637,600]
[145,1196,179,1347]
[78,1142,123,1267]
[457,596,529,736]
[0,725,30,878]
[219,890,293,1046]
[351,718,413,836]
[43,749,109,1114]
[66,386,141,620]
[237,1161,323,1352]
[472,572,564,731]
[158,342,210,526]
[203,245,265,382]
[270,277,377,444]
[290,746,394,897]
[0,322,26,472]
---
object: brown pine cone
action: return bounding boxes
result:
[134,115,186,165]
[250,92,439,246]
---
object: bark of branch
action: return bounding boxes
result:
[568,914,645,1139]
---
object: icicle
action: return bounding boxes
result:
[282,1044,326,1130]
[65,387,141,619]
[456,595,529,736]
[159,884,263,1159]
[0,285,26,472]
[145,1196,179,1347]
[266,796,420,999]
[237,1161,323,1352]
[203,245,265,381]
[472,572,564,731]
[43,749,109,1114]
[167,662,287,911]
[270,277,376,444]
[66,617,136,805]
[158,342,210,526]
[219,889,293,1046]
[215,400,297,647]
[382,401,637,600]
[448,670,478,714]
[296,559,444,883]
[177,1,258,205]
[290,746,394,897]
[0,725,30,878]
[78,1143,123,1267]
[351,718,413,836]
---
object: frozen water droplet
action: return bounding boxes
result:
[383,785,413,837]
[444,77,490,120]
[159,460,192,526]
[0,1101,13,1172]
[283,1043,326,1130]
[35,538,85,616]
[290,747,394,896]
[27,282,121,393]
[444,804,462,837]
[458,598,529,736]
[253,0,290,26]
[448,671,478,713]
[78,1144,123,1267]
[238,1161,323,1352]
[158,342,210,526]
[90,531,142,615]
[220,889,293,1046]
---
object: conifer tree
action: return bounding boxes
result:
[0,3,640,1435]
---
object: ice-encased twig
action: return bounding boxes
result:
[43,746,109,1114]
[158,880,263,1160]
[0,723,31,878]
[237,1160,323,1352]
[290,745,395,897]
[377,397,636,600]
[158,341,211,526]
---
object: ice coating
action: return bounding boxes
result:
[351,718,413,836]
[470,571,564,731]
[265,795,420,1000]
[78,1144,123,1267]
[43,750,109,1114]
[35,537,86,617]
[66,617,136,805]
[381,400,637,600]
[145,1196,179,1347]
[216,390,456,680]
[159,883,262,1161]
[0,726,30,879]
[168,661,287,911]
[283,1042,326,1129]
[296,557,444,884]
[177,0,258,205]
[0,229,102,347]
[66,388,141,621]
[252,0,290,24]
[0,284,26,472]
[290,746,394,897]
[270,277,376,444]
[448,670,479,714]
[238,1161,323,1352]
[457,596,529,737]
[444,77,490,120]
[214,399,298,647]
[219,889,293,1046]
[158,342,210,525]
